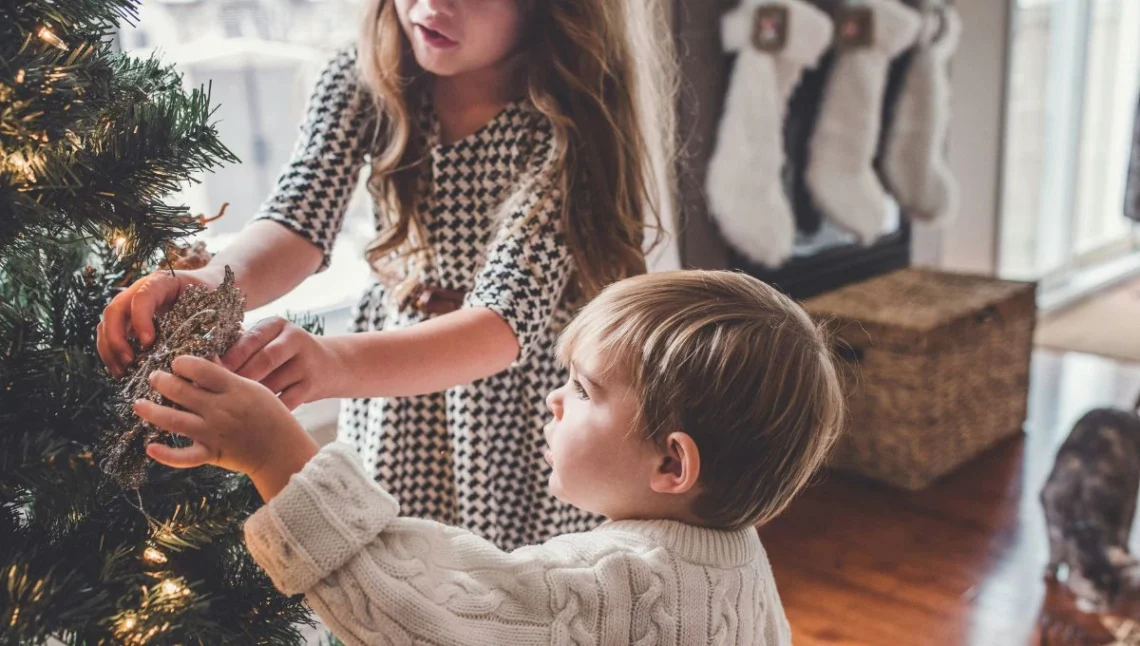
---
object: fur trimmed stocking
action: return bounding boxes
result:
[883,3,962,224]
[805,0,921,245]
[706,0,834,267]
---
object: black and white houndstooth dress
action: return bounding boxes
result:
[254,47,600,550]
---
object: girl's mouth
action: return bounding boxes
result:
[415,24,458,49]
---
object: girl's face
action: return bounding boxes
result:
[395,0,526,78]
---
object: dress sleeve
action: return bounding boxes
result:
[463,150,573,366]
[253,45,374,272]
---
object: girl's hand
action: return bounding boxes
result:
[135,355,319,500]
[220,316,342,410]
[98,267,226,378]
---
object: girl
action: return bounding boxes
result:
[97,0,676,550]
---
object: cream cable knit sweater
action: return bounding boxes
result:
[244,443,792,645]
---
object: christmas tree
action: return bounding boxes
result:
[1,1,313,643]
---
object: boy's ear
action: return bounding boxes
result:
[650,431,700,496]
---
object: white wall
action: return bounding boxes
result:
[912,0,1013,275]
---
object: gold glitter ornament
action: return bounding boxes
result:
[100,266,245,489]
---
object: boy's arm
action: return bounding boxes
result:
[245,420,318,502]
[243,443,617,645]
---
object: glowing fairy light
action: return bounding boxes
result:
[5,152,37,181]
[159,579,191,598]
[14,69,25,84]
[37,26,67,50]
[142,547,167,565]
[111,232,131,258]
[115,613,142,642]
[10,155,30,175]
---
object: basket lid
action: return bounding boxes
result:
[803,268,1036,333]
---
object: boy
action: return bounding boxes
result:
[137,270,845,645]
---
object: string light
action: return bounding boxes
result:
[37,26,67,50]
[142,547,167,565]
[159,579,190,597]
[111,232,131,258]
[5,152,37,181]
[14,69,25,84]
[115,614,142,644]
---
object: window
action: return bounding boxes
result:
[1000,0,1140,289]
[118,0,373,330]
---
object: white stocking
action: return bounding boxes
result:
[707,0,834,267]
[805,0,921,245]
[883,4,962,224]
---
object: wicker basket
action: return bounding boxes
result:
[803,268,1037,490]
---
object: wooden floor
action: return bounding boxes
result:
[759,351,1140,645]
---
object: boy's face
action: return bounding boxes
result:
[544,347,664,520]
[395,0,525,78]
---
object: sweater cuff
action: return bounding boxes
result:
[244,443,399,595]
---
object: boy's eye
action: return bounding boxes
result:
[572,379,590,400]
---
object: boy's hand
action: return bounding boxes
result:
[135,355,318,499]
[219,316,341,410]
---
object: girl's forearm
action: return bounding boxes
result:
[320,307,521,399]
[199,220,324,311]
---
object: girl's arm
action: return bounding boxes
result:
[231,152,571,402]
[193,219,323,310]
[321,307,519,398]
[245,46,371,281]
[318,158,571,399]
[227,44,372,308]
[98,46,370,373]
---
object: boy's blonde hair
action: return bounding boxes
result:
[558,270,845,529]
[357,0,677,302]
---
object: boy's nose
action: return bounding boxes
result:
[545,387,563,420]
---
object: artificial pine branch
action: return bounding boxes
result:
[1,1,311,642]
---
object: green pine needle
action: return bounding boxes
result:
[1,2,310,643]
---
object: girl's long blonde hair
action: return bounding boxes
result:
[357,0,677,302]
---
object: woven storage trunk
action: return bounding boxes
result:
[803,268,1037,490]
